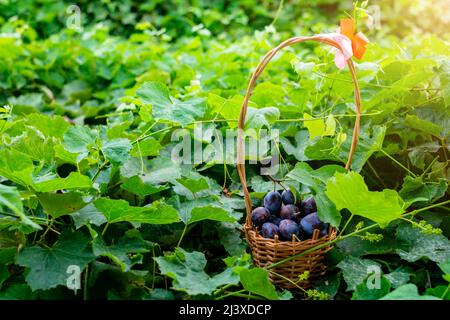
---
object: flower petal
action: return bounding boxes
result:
[340,18,355,39]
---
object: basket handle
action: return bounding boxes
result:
[237,35,362,226]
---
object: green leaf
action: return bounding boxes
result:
[63,125,96,154]
[395,223,450,263]
[439,60,450,107]
[404,115,442,137]
[385,266,412,289]
[171,196,236,225]
[94,198,179,225]
[337,256,381,291]
[175,176,209,194]
[244,107,280,131]
[25,114,69,139]
[0,284,34,300]
[154,248,239,296]
[92,231,152,271]
[0,184,41,232]
[399,176,447,206]
[280,130,309,161]
[303,113,329,140]
[71,204,107,229]
[0,149,34,187]
[15,231,95,291]
[130,138,162,157]
[379,284,441,300]
[33,172,92,192]
[314,190,341,227]
[37,192,87,218]
[136,82,206,127]
[121,175,169,197]
[325,172,404,227]
[239,268,279,300]
[352,276,391,300]
[147,157,182,184]
[102,138,132,165]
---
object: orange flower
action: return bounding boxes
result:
[339,18,369,60]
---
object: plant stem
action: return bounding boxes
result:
[339,213,354,236]
[101,223,110,236]
[441,283,450,299]
[176,223,189,248]
[83,264,89,300]
[380,149,417,177]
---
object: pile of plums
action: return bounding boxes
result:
[251,190,330,241]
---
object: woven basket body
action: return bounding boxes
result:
[245,227,337,289]
[236,35,362,289]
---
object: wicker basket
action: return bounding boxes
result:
[236,35,362,289]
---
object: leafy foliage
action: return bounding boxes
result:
[0,0,448,301]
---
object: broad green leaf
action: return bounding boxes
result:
[147,157,182,184]
[0,184,41,232]
[426,286,450,300]
[63,125,96,154]
[0,284,34,300]
[279,130,309,161]
[380,284,441,300]
[0,149,34,187]
[33,172,92,192]
[130,138,162,157]
[303,113,327,140]
[244,107,280,132]
[439,60,450,107]
[121,175,169,197]
[239,268,279,300]
[94,198,179,225]
[136,81,206,127]
[25,114,69,139]
[15,231,95,291]
[102,138,132,165]
[399,176,447,206]
[92,231,153,271]
[339,125,386,172]
[385,266,412,289]
[314,190,341,227]
[71,204,107,229]
[251,82,286,107]
[37,192,87,218]
[404,115,442,137]
[352,276,391,300]
[154,248,240,296]
[395,223,450,263]
[337,257,381,291]
[175,176,209,194]
[325,172,404,227]
[172,196,236,224]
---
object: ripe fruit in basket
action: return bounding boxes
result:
[268,215,282,226]
[300,212,329,237]
[261,222,279,239]
[263,191,282,215]
[301,197,317,215]
[278,219,300,240]
[251,207,270,228]
[281,189,295,205]
[279,204,297,220]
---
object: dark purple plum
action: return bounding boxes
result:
[251,207,270,228]
[279,204,297,220]
[300,212,324,235]
[319,223,330,237]
[301,197,317,215]
[261,222,279,239]
[264,191,282,215]
[268,215,282,226]
[278,219,300,240]
[281,190,295,205]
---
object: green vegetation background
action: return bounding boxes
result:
[0,0,449,300]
